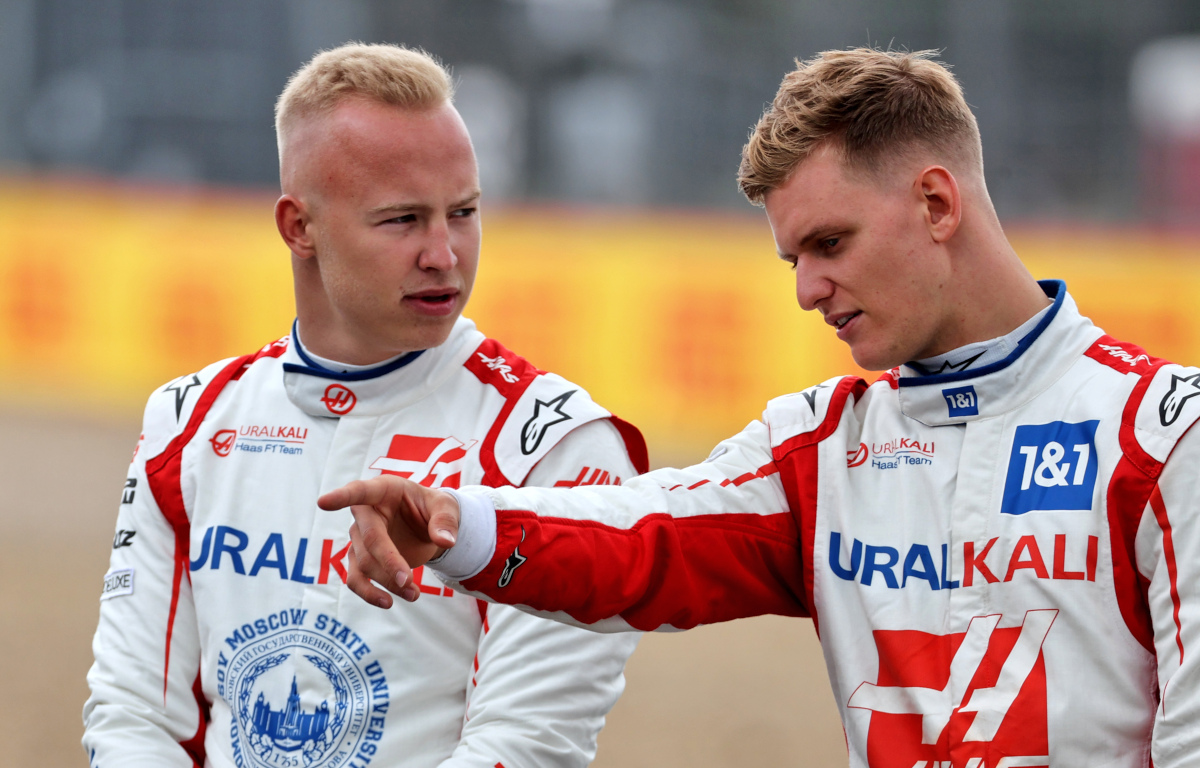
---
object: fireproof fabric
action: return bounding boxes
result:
[83,317,647,768]
[441,283,1200,766]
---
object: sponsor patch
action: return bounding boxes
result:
[210,425,309,457]
[848,610,1055,767]
[941,385,979,418]
[101,567,135,600]
[520,390,575,455]
[1001,421,1098,515]
[219,610,389,768]
[321,384,357,415]
[847,438,935,470]
[1159,371,1200,427]
[369,435,476,488]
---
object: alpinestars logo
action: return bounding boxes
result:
[1159,371,1200,427]
[369,435,477,488]
[498,527,527,587]
[926,350,985,375]
[847,609,1056,768]
[520,390,576,455]
[164,374,202,420]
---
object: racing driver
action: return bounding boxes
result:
[324,49,1200,766]
[83,43,646,768]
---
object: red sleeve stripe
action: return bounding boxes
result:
[1149,486,1185,664]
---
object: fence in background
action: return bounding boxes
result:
[2,176,1198,461]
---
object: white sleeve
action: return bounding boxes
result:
[1144,425,1200,765]
[437,419,640,768]
[81,404,204,767]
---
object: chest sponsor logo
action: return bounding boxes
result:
[942,385,979,418]
[321,384,357,416]
[1001,420,1098,516]
[848,610,1055,768]
[828,531,1098,590]
[189,525,457,598]
[1159,371,1200,427]
[218,610,389,768]
[100,567,135,600]
[847,438,935,469]
[210,425,309,457]
[521,390,576,455]
[369,435,477,489]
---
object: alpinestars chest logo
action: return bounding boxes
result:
[848,609,1056,768]
[520,390,576,455]
[1159,371,1200,426]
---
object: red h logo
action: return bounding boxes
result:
[848,610,1056,768]
[369,435,477,489]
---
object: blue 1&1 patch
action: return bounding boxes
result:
[1001,420,1100,515]
[942,385,979,418]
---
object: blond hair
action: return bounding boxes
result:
[276,42,453,143]
[738,48,982,204]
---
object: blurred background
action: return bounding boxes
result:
[3,0,1200,765]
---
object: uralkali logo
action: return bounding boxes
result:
[848,610,1055,767]
[321,384,357,415]
[211,425,310,457]
[847,438,936,469]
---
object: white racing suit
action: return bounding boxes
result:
[84,317,647,768]
[439,282,1200,767]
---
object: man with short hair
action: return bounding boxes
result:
[84,43,645,767]
[327,49,1200,765]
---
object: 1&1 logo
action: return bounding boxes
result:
[218,610,389,768]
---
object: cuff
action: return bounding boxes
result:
[429,489,497,582]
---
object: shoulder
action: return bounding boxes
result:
[764,375,871,452]
[1079,334,1200,473]
[139,335,290,460]
[465,336,648,485]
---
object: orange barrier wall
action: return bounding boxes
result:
[2,177,1198,459]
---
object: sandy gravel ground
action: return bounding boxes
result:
[0,409,845,767]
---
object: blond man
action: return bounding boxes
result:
[84,43,646,768]
[328,49,1200,766]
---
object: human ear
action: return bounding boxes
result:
[275,195,317,259]
[917,166,961,243]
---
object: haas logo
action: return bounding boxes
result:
[320,384,357,415]
[848,610,1056,768]
[369,435,478,488]
[210,429,236,457]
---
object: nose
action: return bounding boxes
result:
[417,221,458,272]
[793,257,834,312]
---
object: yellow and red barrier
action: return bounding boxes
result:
[1,176,1198,459]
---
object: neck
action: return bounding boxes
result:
[931,215,1050,356]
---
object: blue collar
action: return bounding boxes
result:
[897,280,1065,388]
[281,319,426,382]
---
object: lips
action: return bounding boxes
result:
[403,287,460,316]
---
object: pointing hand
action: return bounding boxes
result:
[317,476,461,608]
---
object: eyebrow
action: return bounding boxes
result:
[368,190,481,217]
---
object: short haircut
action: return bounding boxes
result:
[738,48,982,204]
[275,42,453,144]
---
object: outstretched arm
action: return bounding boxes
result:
[322,419,810,631]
